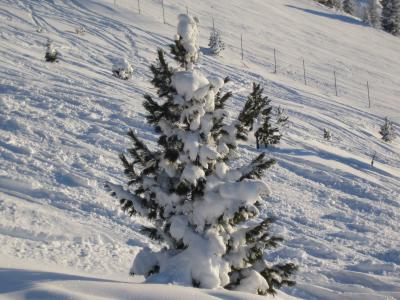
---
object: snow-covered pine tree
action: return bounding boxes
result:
[343,0,356,15]
[381,0,400,35]
[112,58,133,80]
[323,128,332,141]
[244,84,281,149]
[208,29,225,55]
[45,40,58,63]
[106,13,296,295]
[379,117,396,142]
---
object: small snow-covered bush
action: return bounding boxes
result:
[112,58,133,80]
[379,117,396,142]
[323,128,332,141]
[107,13,297,296]
[208,29,225,55]
[45,40,58,63]
[75,26,86,35]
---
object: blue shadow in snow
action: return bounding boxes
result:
[286,5,365,26]
[0,268,127,294]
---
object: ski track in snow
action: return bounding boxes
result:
[0,0,400,299]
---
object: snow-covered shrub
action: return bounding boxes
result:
[323,128,332,141]
[379,117,396,142]
[208,29,225,55]
[107,13,296,295]
[276,106,289,131]
[112,58,133,80]
[75,26,86,35]
[45,40,58,63]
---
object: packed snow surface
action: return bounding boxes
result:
[1,0,400,299]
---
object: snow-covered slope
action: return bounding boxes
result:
[1,0,400,299]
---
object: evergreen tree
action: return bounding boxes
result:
[333,0,342,11]
[208,29,225,55]
[45,40,58,63]
[245,85,282,149]
[381,0,400,35]
[317,0,335,8]
[106,14,296,295]
[379,117,396,142]
[343,0,356,15]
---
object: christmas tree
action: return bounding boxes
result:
[107,14,296,295]
[379,117,396,142]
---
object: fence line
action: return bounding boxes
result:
[117,0,384,109]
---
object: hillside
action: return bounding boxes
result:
[0,0,400,299]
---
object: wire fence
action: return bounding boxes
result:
[110,0,399,120]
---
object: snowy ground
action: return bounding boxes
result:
[0,0,400,299]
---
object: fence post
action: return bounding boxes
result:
[212,17,215,31]
[186,6,189,14]
[241,34,244,61]
[273,48,277,73]
[303,58,307,85]
[162,0,165,24]
[138,0,141,14]
[367,81,371,108]
[333,70,338,96]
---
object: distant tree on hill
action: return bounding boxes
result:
[343,0,356,15]
[381,0,400,35]
[333,0,342,10]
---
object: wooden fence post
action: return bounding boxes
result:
[334,70,338,96]
[303,58,307,85]
[367,81,371,108]
[241,34,244,61]
[138,0,141,14]
[162,0,165,24]
[273,48,277,73]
